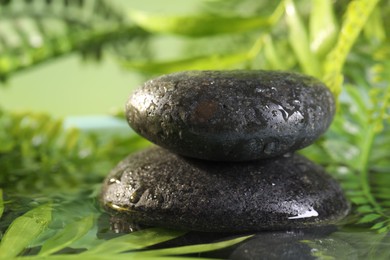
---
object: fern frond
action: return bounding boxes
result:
[0,0,148,82]
[0,109,150,196]
[323,0,380,98]
[303,43,390,233]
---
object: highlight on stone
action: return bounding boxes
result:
[101,70,349,232]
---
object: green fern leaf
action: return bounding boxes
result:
[0,0,148,82]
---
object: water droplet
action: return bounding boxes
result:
[129,186,147,204]
[292,99,301,105]
[141,165,151,170]
[255,87,264,93]
[272,110,278,117]
[109,178,120,184]
[278,105,289,121]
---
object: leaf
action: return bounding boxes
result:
[38,215,95,256]
[356,205,373,214]
[363,7,386,42]
[0,203,52,258]
[371,221,387,230]
[322,139,359,166]
[357,213,381,224]
[349,196,369,205]
[64,128,80,153]
[0,2,146,80]
[309,0,338,58]
[263,36,294,70]
[0,189,3,219]
[128,9,280,37]
[83,228,185,255]
[323,0,380,97]
[135,235,253,256]
[12,255,216,260]
[122,52,251,74]
[284,0,321,77]
[377,226,389,233]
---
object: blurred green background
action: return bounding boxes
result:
[0,0,200,116]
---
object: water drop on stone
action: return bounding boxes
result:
[130,186,147,204]
[278,105,289,121]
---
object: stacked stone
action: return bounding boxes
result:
[101,70,349,232]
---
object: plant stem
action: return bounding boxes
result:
[359,124,383,213]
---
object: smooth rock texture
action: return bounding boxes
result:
[126,70,335,161]
[101,147,349,232]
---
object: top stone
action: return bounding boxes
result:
[126,70,335,161]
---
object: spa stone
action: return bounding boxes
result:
[101,147,349,232]
[126,70,335,161]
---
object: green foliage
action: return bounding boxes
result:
[0,195,249,259]
[0,0,148,81]
[132,235,253,257]
[323,0,381,97]
[82,228,186,255]
[1,0,390,259]
[0,189,3,219]
[0,110,150,195]
[128,2,284,37]
[38,215,95,256]
[0,203,52,258]
[301,45,390,233]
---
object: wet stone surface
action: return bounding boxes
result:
[101,147,349,232]
[126,70,335,161]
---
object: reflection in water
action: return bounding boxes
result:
[103,213,342,259]
[3,195,389,260]
[229,227,335,260]
[102,212,390,259]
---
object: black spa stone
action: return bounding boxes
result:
[101,147,349,232]
[126,70,335,161]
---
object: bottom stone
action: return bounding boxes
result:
[101,147,349,232]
